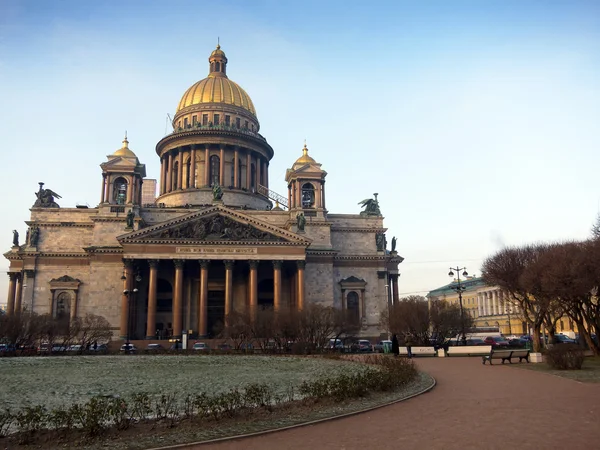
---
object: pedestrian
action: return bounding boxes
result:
[391,334,399,357]
[405,335,413,358]
[93,341,97,351]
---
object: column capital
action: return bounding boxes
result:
[7,272,18,281]
[296,260,306,270]
[224,260,235,270]
[148,259,160,269]
[122,259,134,269]
[272,260,283,270]
[248,260,259,270]
[173,259,185,269]
[199,260,210,269]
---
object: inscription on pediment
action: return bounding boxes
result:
[146,215,285,242]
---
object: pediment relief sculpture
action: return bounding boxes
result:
[145,215,286,242]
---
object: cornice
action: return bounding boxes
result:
[123,239,306,247]
[25,222,94,228]
[36,252,90,258]
[156,129,274,159]
[334,255,389,261]
[84,247,123,254]
[331,227,388,233]
[91,217,128,223]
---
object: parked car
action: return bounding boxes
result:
[553,334,577,344]
[192,342,210,352]
[146,343,165,352]
[0,344,17,355]
[52,345,67,353]
[91,343,109,352]
[483,336,510,348]
[218,343,233,351]
[328,339,344,351]
[120,343,137,354]
[508,338,528,348]
[465,338,487,346]
[374,340,392,353]
[350,340,372,353]
[66,345,83,353]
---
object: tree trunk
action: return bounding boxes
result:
[532,323,543,352]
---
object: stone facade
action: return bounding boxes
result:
[4,46,403,339]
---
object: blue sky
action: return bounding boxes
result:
[1,0,599,303]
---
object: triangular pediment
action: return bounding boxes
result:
[118,205,311,245]
[102,156,139,169]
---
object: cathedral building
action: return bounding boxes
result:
[4,46,403,340]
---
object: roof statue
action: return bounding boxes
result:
[358,193,381,216]
[33,182,62,208]
[212,183,223,201]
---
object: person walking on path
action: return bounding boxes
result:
[405,335,414,358]
[391,334,399,357]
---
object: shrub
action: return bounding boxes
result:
[0,409,14,438]
[545,344,585,370]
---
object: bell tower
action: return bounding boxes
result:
[100,135,146,206]
[285,143,327,217]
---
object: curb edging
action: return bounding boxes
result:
[148,373,437,450]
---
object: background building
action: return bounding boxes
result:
[141,179,157,206]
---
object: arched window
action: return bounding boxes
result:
[215,62,220,72]
[301,183,315,208]
[113,177,128,204]
[56,292,71,319]
[172,161,179,190]
[210,155,220,186]
[346,291,360,325]
[185,158,191,188]
[250,163,256,190]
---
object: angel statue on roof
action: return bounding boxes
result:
[358,193,381,216]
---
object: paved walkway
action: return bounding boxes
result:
[199,358,600,450]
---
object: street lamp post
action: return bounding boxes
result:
[448,266,468,345]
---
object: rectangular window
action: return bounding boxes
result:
[225,115,230,126]
[244,120,248,129]
[236,117,241,128]
[192,115,197,125]
[214,114,220,126]
[202,114,208,126]
[184,118,189,128]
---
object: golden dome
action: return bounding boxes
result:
[176,46,256,116]
[293,143,318,167]
[113,134,137,158]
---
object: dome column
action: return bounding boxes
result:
[159,159,165,195]
[246,151,251,190]
[234,147,240,188]
[190,145,197,189]
[166,152,173,193]
[204,146,210,187]
[177,148,184,190]
[256,156,261,187]
[219,145,225,186]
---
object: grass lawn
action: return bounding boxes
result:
[0,355,370,410]
[515,356,600,383]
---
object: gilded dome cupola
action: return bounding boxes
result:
[174,45,257,126]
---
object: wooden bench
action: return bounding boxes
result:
[482,349,530,365]
[447,345,492,357]
[399,346,436,357]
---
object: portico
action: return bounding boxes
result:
[118,205,310,339]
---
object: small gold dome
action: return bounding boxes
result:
[176,46,256,116]
[113,134,137,158]
[293,143,318,167]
